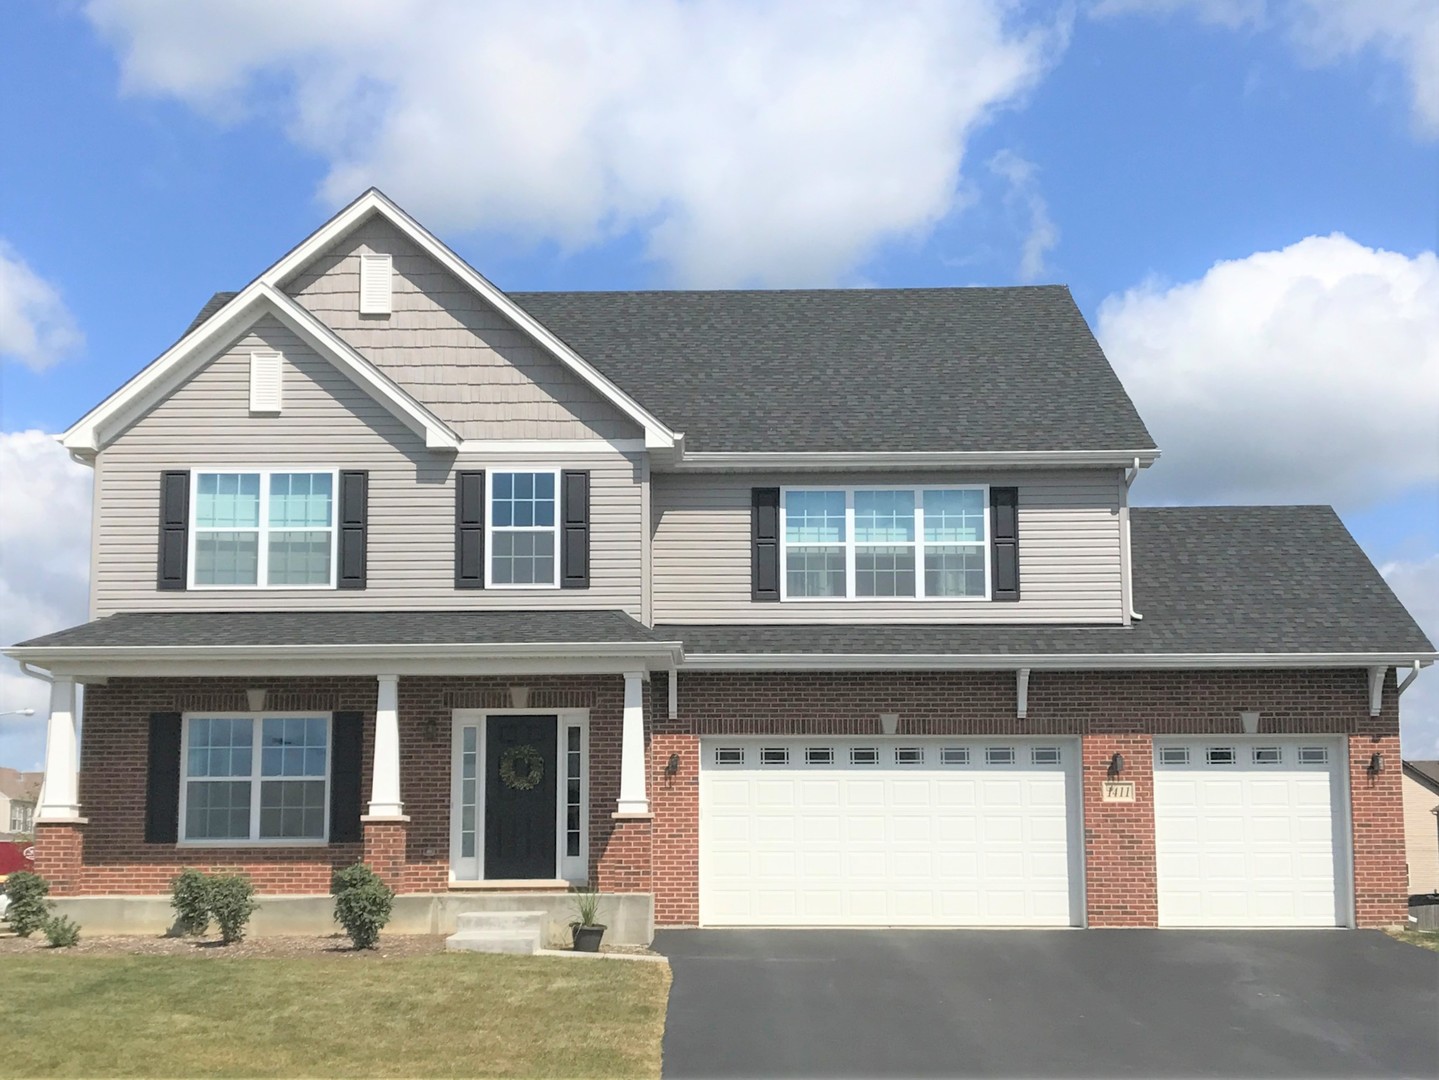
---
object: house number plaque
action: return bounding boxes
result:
[1101,780,1136,802]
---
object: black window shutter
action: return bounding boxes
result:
[144,712,182,843]
[157,471,190,590]
[991,486,1020,602]
[560,470,590,589]
[337,470,368,589]
[455,470,486,588]
[329,711,365,844]
[752,487,780,602]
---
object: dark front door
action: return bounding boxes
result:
[485,715,558,879]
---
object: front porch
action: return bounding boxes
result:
[26,661,673,944]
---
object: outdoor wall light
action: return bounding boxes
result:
[1369,752,1384,774]
[665,753,681,776]
[1109,752,1125,776]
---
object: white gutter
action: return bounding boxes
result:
[680,652,1438,672]
[670,448,1161,472]
[1122,456,1143,622]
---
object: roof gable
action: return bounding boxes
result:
[62,283,460,455]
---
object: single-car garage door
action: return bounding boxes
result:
[1154,737,1350,927]
[699,738,1083,926]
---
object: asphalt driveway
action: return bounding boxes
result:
[654,929,1439,1077]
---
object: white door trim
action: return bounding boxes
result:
[449,708,589,885]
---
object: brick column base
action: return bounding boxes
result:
[1082,734,1158,927]
[33,823,84,896]
[362,820,408,891]
[1349,733,1407,927]
[596,815,653,893]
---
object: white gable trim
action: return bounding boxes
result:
[263,189,680,451]
[61,282,461,455]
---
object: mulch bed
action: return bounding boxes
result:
[0,929,447,958]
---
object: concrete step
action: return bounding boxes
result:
[446,909,547,955]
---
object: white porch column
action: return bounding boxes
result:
[616,670,650,815]
[36,676,84,822]
[365,674,406,819]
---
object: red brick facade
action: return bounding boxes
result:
[46,667,1406,928]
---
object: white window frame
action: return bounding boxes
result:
[778,484,991,601]
[177,712,333,847]
[484,467,562,590]
[188,468,339,590]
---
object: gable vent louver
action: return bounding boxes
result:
[359,253,393,315]
[249,351,283,414]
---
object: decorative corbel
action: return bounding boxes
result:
[1016,668,1031,720]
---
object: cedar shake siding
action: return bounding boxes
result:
[651,469,1125,624]
[90,317,644,616]
[282,215,641,443]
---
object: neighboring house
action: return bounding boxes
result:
[5,190,1434,937]
[0,768,41,840]
[1403,761,1439,899]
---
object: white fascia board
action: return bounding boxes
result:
[9,640,685,680]
[454,438,648,456]
[679,651,1438,671]
[60,284,461,455]
[668,449,1162,472]
[259,189,680,451]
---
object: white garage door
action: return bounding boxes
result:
[699,738,1082,926]
[1154,738,1350,927]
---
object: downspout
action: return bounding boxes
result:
[1121,457,1143,622]
[1397,660,1423,696]
[19,661,53,684]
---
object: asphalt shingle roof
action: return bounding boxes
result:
[15,609,668,650]
[510,287,1156,453]
[189,285,1156,454]
[1406,761,1439,790]
[660,506,1436,657]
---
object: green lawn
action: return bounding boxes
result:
[1,953,670,1078]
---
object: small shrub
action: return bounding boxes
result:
[207,873,258,944]
[42,914,80,948]
[331,862,394,949]
[170,868,212,936]
[4,871,51,937]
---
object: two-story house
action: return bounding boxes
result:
[8,190,1434,941]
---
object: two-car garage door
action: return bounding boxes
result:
[697,735,1351,928]
[699,738,1083,926]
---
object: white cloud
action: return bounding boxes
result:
[0,431,92,769]
[1090,0,1439,137]
[0,242,83,372]
[85,0,1066,286]
[1098,234,1439,507]
[987,149,1059,282]
[1382,555,1439,757]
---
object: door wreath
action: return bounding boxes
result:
[499,744,545,791]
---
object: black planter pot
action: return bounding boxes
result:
[571,923,606,952]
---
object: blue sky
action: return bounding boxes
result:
[1,1,1436,764]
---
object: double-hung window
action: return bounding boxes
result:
[181,715,331,843]
[781,486,988,599]
[191,470,336,587]
[488,470,559,587]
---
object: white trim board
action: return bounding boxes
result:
[679,652,1438,671]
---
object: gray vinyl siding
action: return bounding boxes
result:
[651,470,1125,624]
[92,316,643,616]
[283,214,641,442]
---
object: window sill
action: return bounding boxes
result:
[175,839,332,849]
